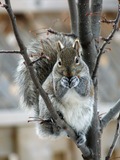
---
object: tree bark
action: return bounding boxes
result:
[91,0,103,49]
[77,0,97,75]
[68,0,78,36]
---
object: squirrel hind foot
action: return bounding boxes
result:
[76,133,86,146]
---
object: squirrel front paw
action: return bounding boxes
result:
[70,76,79,88]
[61,77,69,88]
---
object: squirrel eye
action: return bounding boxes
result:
[75,57,80,65]
[58,61,62,66]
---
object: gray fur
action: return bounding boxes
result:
[74,76,90,96]
[16,34,94,142]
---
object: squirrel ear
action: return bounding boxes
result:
[57,41,64,51]
[72,39,80,53]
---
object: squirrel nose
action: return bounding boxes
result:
[63,70,73,79]
[66,71,73,80]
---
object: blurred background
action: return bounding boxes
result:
[0,0,120,160]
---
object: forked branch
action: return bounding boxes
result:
[92,0,120,79]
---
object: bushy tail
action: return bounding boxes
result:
[16,33,74,112]
[16,38,57,113]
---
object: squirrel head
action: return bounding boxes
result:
[53,39,83,78]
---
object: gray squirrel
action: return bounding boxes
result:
[16,33,94,144]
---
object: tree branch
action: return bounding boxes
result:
[77,1,102,159]
[68,0,78,36]
[87,78,101,160]
[47,28,77,38]
[4,0,26,51]
[90,2,103,158]
[101,16,115,24]
[0,50,20,54]
[101,99,120,130]
[92,0,120,79]
[2,0,92,158]
[105,113,120,160]
[77,0,97,75]
[91,0,103,49]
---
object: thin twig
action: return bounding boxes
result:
[92,1,120,79]
[47,28,77,38]
[101,16,115,24]
[105,113,120,160]
[101,99,120,130]
[0,50,20,54]
[30,53,50,65]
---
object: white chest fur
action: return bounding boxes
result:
[60,89,93,134]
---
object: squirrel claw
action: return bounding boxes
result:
[76,133,86,146]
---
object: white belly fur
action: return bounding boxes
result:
[60,88,94,134]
